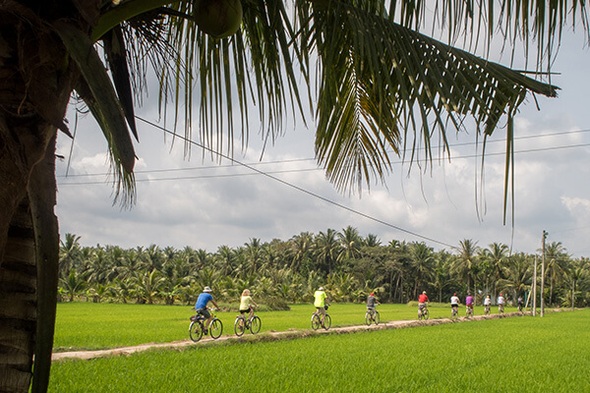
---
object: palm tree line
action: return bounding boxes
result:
[58,230,590,309]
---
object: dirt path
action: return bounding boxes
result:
[52,312,521,362]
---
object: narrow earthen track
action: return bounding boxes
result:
[52,312,525,362]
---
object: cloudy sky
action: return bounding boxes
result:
[55,26,590,259]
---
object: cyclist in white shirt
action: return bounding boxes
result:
[497,294,505,313]
[450,293,460,316]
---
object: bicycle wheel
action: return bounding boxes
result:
[189,321,204,342]
[234,316,246,337]
[424,309,430,320]
[322,314,332,330]
[373,311,380,325]
[249,316,261,334]
[365,311,372,326]
[209,318,223,339]
[311,313,321,330]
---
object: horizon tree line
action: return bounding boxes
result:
[58,227,590,309]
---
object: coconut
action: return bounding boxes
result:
[194,0,243,39]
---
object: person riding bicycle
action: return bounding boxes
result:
[517,296,524,311]
[450,292,460,316]
[239,289,258,321]
[366,292,380,314]
[195,286,219,333]
[418,291,429,315]
[497,293,506,313]
[483,294,491,313]
[465,292,474,315]
[314,286,329,323]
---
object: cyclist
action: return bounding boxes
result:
[239,289,258,321]
[450,292,460,317]
[497,293,505,313]
[483,294,492,314]
[418,291,429,317]
[517,296,524,312]
[367,292,380,314]
[314,286,329,323]
[195,286,219,333]
[465,292,474,316]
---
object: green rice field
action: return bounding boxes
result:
[50,303,589,392]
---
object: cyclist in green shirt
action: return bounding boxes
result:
[314,287,329,323]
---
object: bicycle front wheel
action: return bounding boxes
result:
[373,311,380,325]
[189,321,203,342]
[424,310,430,320]
[322,314,332,330]
[234,317,246,337]
[365,312,372,326]
[250,316,261,334]
[209,318,223,339]
[311,313,321,330]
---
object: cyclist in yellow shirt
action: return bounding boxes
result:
[314,287,329,323]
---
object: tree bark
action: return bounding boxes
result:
[29,134,59,393]
[0,198,37,393]
[0,8,76,391]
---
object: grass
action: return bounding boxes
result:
[49,308,590,392]
[53,302,502,351]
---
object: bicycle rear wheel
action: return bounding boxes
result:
[189,321,203,342]
[311,313,321,330]
[209,318,223,339]
[322,314,332,330]
[234,316,246,337]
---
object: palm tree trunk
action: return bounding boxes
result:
[28,135,59,393]
[0,5,77,385]
[0,197,37,393]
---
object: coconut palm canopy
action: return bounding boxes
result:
[1,1,589,392]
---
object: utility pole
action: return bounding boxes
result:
[532,255,537,316]
[541,230,548,317]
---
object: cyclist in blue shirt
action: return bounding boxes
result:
[195,286,219,331]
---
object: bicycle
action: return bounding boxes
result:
[311,307,332,330]
[365,308,380,325]
[498,304,505,314]
[451,306,459,320]
[465,305,474,318]
[418,304,429,320]
[517,303,524,314]
[234,313,262,336]
[189,309,223,342]
[484,304,491,315]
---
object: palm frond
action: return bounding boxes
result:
[305,1,560,192]
[55,21,136,204]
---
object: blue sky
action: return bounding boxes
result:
[55,26,590,259]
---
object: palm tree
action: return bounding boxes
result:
[314,228,341,274]
[337,226,362,263]
[497,253,532,303]
[480,242,510,297]
[1,2,585,392]
[452,239,480,295]
[58,233,82,277]
[409,242,435,299]
[544,241,569,306]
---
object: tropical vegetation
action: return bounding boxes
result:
[58,230,590,309]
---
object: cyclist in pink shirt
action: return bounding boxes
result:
[465,293,474,316]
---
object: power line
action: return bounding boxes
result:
[57,129,590,181]
[132,116,456,248]
[55,118,590,249]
